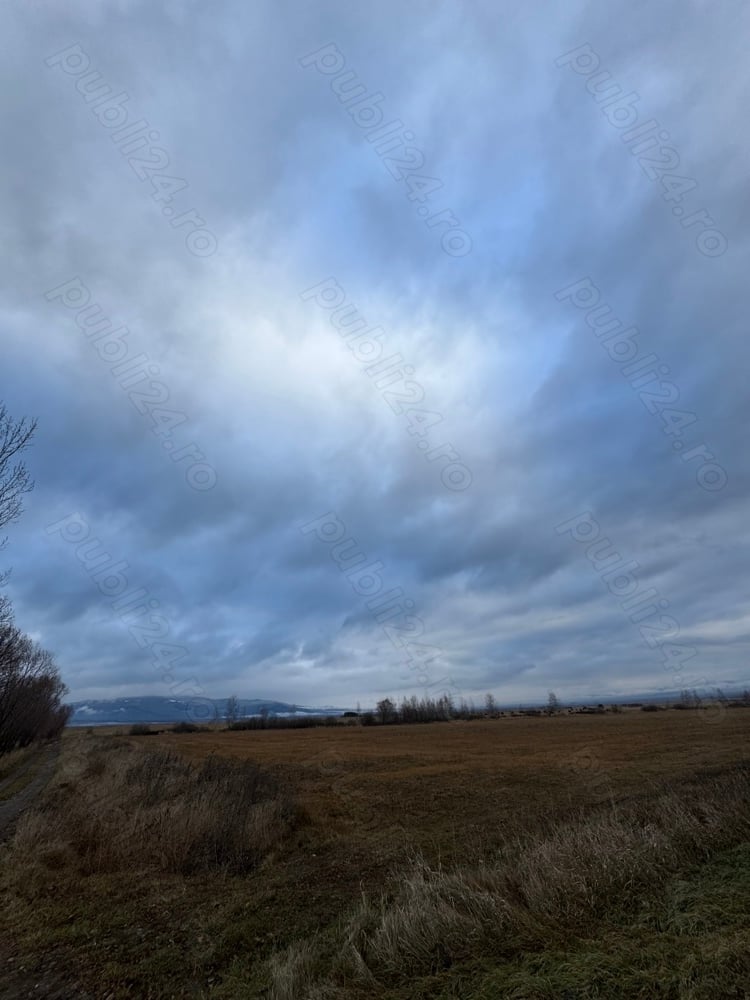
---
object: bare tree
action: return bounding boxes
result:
[376,697,396,725]
[0,623,71,752]
[485,692,497,716]
[0,405,37,557]
[680,689,700,709]
[547,691,560,715]
[225,694,240,726]
[0,405,71,751]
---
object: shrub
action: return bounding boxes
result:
[13,740,301,875]
[0,619,71,752]
[171,721,205,733]
[128,723,154,735]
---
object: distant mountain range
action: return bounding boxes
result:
[68,684,748,727]
[67,696,348,726]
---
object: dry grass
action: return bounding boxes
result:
[0,744,36,787]
[269,764,750,996]
[268,941,323,1000]
[152,710,750,865]
[2,713,750,998]
[11,736,301,875]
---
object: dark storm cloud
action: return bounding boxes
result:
[1,0,748,707]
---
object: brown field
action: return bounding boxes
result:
[2,709,750,998]
[151,709,750,868]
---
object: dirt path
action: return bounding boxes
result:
[0,741,60,840]
[0,750,39,797]
[0,741,100,998]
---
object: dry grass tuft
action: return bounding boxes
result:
[0,745,36,786]
[12,737,301,875]
[268,941,325,1000]
[269,764,750,995]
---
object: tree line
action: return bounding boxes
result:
[220,687,750,733]
[224,694,510,732]
[0,405,71,753]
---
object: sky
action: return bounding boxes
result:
[1,0,749,709]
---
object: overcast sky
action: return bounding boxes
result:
[1,0,748,708]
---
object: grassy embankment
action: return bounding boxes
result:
[0,711,748,998]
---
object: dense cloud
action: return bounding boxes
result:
[1,0,748,708]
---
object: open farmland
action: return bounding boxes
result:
[152,709,750,863]
[2,710,749,998]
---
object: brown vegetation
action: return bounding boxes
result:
[12,737,301,876]
[0,405,70,753]
[152,708,750,858]
[270,763,750,997]
[0,612,70,753]
[1,711,749,997]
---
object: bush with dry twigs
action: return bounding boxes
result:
[12,737,301,876]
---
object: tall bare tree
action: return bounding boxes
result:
[0,404,71,751]
[376,697,396,725]
[0,617,71,751]
[225,694,240,726]
[0,405,37,565]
